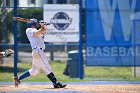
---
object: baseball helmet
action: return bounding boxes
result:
[27,18,37,28]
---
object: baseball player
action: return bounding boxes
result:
[0,49,14,59]
[14,19,66,88]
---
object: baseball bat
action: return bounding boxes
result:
[13,17,50,25]
[13,17,32,22]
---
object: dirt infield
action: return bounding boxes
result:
[0,84,140,93]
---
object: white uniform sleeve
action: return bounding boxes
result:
[26,29,36,36]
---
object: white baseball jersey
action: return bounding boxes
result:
[26,28,52,75]
[26,28,45,49]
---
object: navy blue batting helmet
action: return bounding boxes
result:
[27,18,37,28]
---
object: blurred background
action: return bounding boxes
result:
[0,0,140,82]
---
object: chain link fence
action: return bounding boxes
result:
[0,0,84,82]
[0,0,139,82]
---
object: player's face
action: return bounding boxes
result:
[36,22,41,29]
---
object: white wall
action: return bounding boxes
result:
[19,0,29,7]
[18,0,72,7]
[36,0,44,7]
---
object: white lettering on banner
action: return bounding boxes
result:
[111,47,118,56]
[51,19,72,24]
[119,47,126,56]
[46,32,79,35]
[95,47,102,56]
[87,47,94,56]
[127,47,134,56]
[98,0,136,41]
[103,47,110,56]
[87,47,140,56]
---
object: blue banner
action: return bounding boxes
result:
[86,0,140,66]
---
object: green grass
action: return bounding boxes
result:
[0,61,140,82]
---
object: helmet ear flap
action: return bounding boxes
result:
[27,22,32,28]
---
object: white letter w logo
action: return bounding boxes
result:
[98,0,136,41]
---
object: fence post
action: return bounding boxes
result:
[13,0,18,78]
[78,0,84,79]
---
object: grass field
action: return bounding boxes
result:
[0,61,140,82]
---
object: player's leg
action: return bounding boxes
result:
[19,50,41,79]
[18,67,40,81]
[18,70,30,81]
[38,49,66,88]
[37,49,55,83]
[14,50,41,87]
[14,67,40,87]
[14,70,31,87]
[47,72,67,88]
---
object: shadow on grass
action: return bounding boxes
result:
[0,66,28,73]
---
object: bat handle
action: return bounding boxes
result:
[39,20,50,25]
[44,23,50,25]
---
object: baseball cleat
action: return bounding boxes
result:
[53,82,67,88]
[13,77,20,87]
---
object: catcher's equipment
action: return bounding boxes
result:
[4,49,14,57]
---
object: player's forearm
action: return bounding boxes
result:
[33,28,46,37]
[33,24,47,37]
